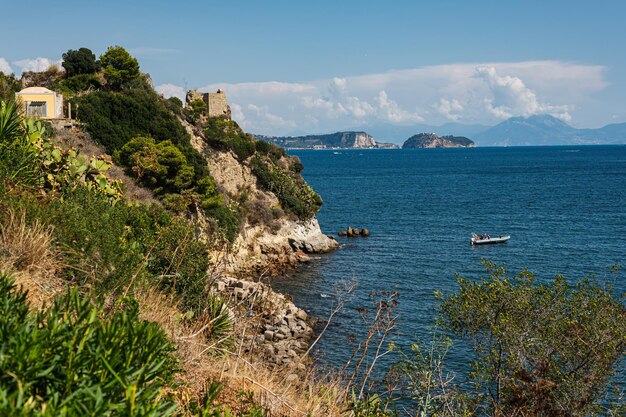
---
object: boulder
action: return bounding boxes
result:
[360,228,369,237]
[353,228,360,236]
[296,309,308,321]
[347,226,353,236]
[338,230,347,236]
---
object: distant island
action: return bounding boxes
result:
[254,131,398,149]
[402,133,475,148]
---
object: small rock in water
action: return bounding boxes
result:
[338,230,347,236]
[360,228,369,237]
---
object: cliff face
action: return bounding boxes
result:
[184,118,338,277]
[402,133,475,148]
[339,131,376,147]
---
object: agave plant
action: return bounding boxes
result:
[0,100,24,143]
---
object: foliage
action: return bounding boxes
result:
[0,72,21,102]
[0,273,178,416]
[118,136,194,195]
[99,45,140,89]
[251,155,322,219]
[70,77,206,175]
[190,382,269,417]
[203,204,241,244]
[51,73,102,94]
[61,47,99,77]
[2,183,211,314]
[394,333,476,416]
[436,260,626,416]
[0,100,24,142]
[350,393,396,417]
[167,96,183,111]
[0,100,123,201]
[203,118,256,161]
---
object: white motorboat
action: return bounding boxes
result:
[471,233,510,245]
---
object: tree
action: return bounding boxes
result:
[0,73,21,102]
[118,136,194,195]
[99,46,140,89]
[436,260,626,416]
[61,47,98,77]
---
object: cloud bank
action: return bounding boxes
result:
[0,58,13,75]
[14,57,62,73]
[155,60,607,135]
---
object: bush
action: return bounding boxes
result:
[51,73,101,94]
[0,273,178,416]
[0,73,21,102]
[251,155,322,220]
[2,186,210,313]
[395,260,626,417]
[118,136,194,195]
[203,118,256,161]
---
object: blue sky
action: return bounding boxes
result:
[2,0,626,137]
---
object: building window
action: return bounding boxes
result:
[26,101,47,117]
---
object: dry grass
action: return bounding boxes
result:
[136,288,349,416]
[0,209,65,309]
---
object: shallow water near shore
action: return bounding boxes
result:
[271,146,626,378]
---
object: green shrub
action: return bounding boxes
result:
[51,73,101,94]
[118,136,194,195]
[0,73,21,102]
[2,186,210,313]
[204,204,242,244]
[203,118,256,161]
[251,156,322,219]
[0,273,178,416]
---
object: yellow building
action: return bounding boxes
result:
[15,87,64,119]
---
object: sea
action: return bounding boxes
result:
[271,145,626,379]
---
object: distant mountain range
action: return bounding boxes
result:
[473,115,626,146]
[254,131,398,149]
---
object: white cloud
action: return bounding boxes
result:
[475,66,572,121]
[375,90,423,123]
[245,103,297,131]
[13,57,62,73]
[155,83,186,101]
[0,58,13,75]
[435,98,464,121]
[160,60,606,135]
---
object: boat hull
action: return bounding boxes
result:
[471,235,510,245]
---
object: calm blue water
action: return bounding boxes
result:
[272,146,626,374]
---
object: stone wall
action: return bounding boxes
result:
[207,89,231,118]
[185,88,231,119]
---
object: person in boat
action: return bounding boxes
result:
[483,232,488,239]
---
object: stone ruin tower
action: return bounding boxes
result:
[185,88,232,119]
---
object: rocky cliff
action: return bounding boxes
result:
[402,133,475,148]
[183,117,338,277]
[255,131,398,149]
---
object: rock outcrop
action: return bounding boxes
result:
[182,117,338,277]
[402,133,475,148]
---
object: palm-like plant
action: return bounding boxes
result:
[0,100,24,143]
[0,100,40,191]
